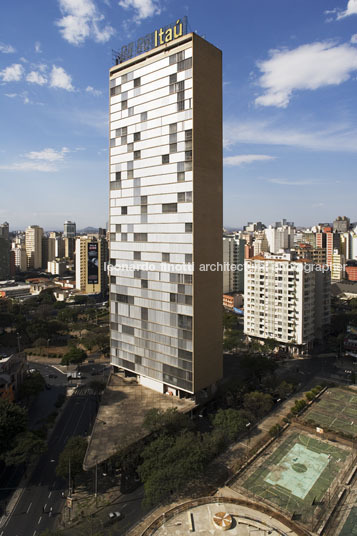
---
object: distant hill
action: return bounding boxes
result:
[78,227,99,234]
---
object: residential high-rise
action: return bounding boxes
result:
[12,244,27,272]
[64,237,75,259]
[264,223,295,254]
[48,232,65,262]
[64,220,76,238]
[75,235,108,295]
[331,250,346,281]
[0,238,10,280]
[0,222,10,279]
[25,225,43,269]
[333,216,350,233]
[325,231,341,268]
[109,27,223,396]
[223,236,246,293]
[0,222,9,241]
[244,253,330,354]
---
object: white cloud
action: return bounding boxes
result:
[26,71,47,85]
[0,43,15,54]
[0,162,57,172]
[351,34,357,44]
[223,154,276,166]
[49,65,74,91]
[223,119,357,153]
[267,178,314,186]
[35,41,42,53]
[4,93,17,98]
[255,41,357,108]
[0,63,24,82]
[337,0,357,19]
[56,0,115,45]
[25,147,70,162]
[0,147,70,173]
[118,0,161,21]
[86,85,102,96]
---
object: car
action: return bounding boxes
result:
[48,374,57,379]
[108,511,123,521]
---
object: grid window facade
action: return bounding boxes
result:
[109,36,222,395]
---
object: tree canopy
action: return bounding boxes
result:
[61,346,87,366]
[56,436,87,488]
[2,431,47,467]
[243,391,273,418]
[0,399,27,455]
[211,408,250,442]
[143,407,193,436]
[138,431,212,506]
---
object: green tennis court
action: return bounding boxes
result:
[339,506,357,536]
[304,388,357,438]
[242,432,349,523]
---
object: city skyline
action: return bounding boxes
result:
[1,0,357,228]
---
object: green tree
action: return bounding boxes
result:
[61,346,87,366]
[0,400,27,455]
[211,408,250,442]
[93,333,109,355]
[240,355,277,382]
[38,288,56,304]
[243,391,273,419]
[56,436,87,489]
[263,338,278,353]
[223,331,244,352]
[269,423,282,438]
[58,308,79,323]
[143,407,192,435]
[276,380,293,399]
[74,295,89,305]
[2,431,47,467]
[138,431,212,506]
[223,310,238,330]
[18,371,45,401]
[291,399,307,415]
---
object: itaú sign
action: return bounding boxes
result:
[114,16,188,64]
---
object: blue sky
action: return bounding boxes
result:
[1,0,357,230]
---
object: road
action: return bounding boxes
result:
[1,386,98,536]
[61,482,146,536]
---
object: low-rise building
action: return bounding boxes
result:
[0,352,27,401]
[346,261,357,281]
[0,281,31,299]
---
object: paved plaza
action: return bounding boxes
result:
[151,500,300,536]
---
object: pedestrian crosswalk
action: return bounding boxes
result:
[74,386,98,396]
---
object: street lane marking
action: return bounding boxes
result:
[38,516,42,524]
[48,492,52,498]
[26,502,32,514]
[33,531,37,536]
[1,530,4,536]
[44,504,47,510]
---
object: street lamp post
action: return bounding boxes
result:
[246,422,251,449]
[95,462,98,507]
